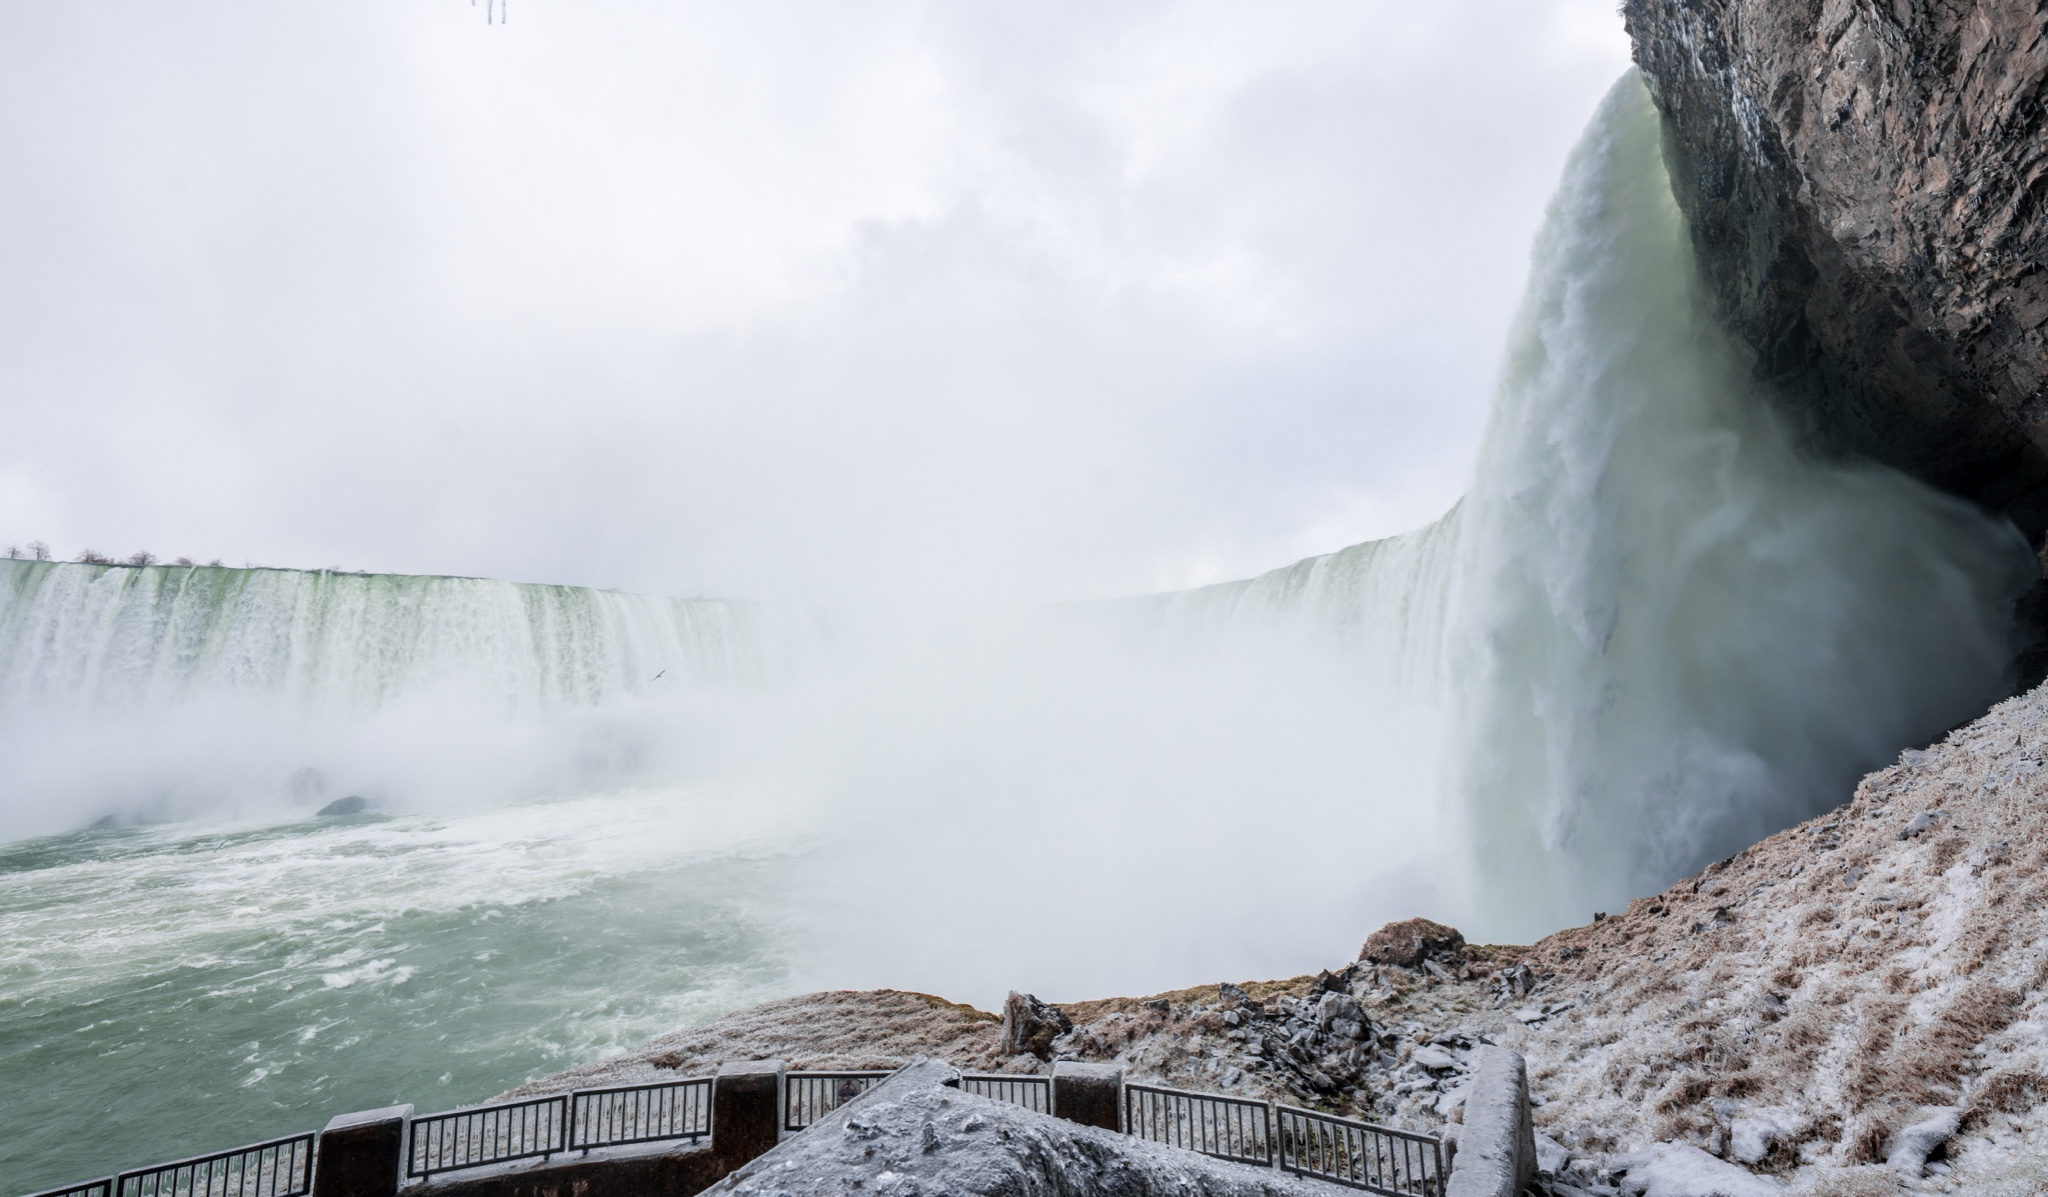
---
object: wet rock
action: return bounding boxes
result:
[1624,0,2048,536]
[316,795,368,817]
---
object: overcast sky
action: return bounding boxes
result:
[0,1,1630,605]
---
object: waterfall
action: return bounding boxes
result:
[0,561,815,839]
[0,73,2033,942]
[0,561,800,713]
[1140,73,2033,938]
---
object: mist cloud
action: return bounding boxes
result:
[0,1,1629,605]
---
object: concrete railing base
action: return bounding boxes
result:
[1445,1046,1534,1197]
[313,1105,411,1197]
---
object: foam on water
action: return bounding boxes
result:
[0,789,805,1191]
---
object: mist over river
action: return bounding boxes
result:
[0,74,2035,1194]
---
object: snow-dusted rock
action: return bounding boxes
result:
[1412,1045,1459,1072]
[1613,1143,1780,1197]
[1884,1107,1960,1175]
[1726,1107,1805,1165]
[1533,1130,1570,1175]
[706,1057,1324,1197]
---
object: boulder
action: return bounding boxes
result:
[999,991,1071,1060]
[1358,918,1466,969]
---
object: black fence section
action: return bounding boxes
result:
[568,1078,714,1152]
[783,1071,890,1131]
[19,1064,1455,1197]
[1275,1106,1445,1197]
[23,1182,112,1197]
[958,1075,1051,1115]
[1123,1083,1271,1167]
[407,1095,569,1178]
[114,1135,314,1197]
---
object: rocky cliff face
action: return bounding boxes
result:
[1622,0,2048,537]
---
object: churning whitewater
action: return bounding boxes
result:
[0,73,2033,1194]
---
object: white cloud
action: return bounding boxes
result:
[0,0,1631,603]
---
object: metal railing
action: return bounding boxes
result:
[783,1071,889,1131]
[21,1063,1450,1197]
[958,1074,1051,1114]
[1124,1083,1272,1167]
[1275,1106,1445,1196]
[114,1135,314,1197]
[23,1182,113,1197]
[568,1078,714,1151]
[407,1095,568,1178]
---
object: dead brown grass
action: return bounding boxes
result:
[1962,1067,2048,1130]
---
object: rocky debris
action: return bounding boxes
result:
[1047,962,1543,1127]
[999,991,1071,1060]
[1623,0,2048,538]
[704,1056,1328,1197]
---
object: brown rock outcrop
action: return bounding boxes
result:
[1357,918,1467,969]
[999,990,1073,1060]
[1623,0,2048,535]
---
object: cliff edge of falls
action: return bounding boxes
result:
[1622,0,2048,540]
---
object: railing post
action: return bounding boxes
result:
[712,1059,785,1175]
[312,1105,410,1197]
[1050,1062,1121,1132]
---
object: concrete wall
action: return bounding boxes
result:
[1445,1046,1535,1197]
[418,1145,725,1197]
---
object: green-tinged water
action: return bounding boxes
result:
[0,793,799,1196]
